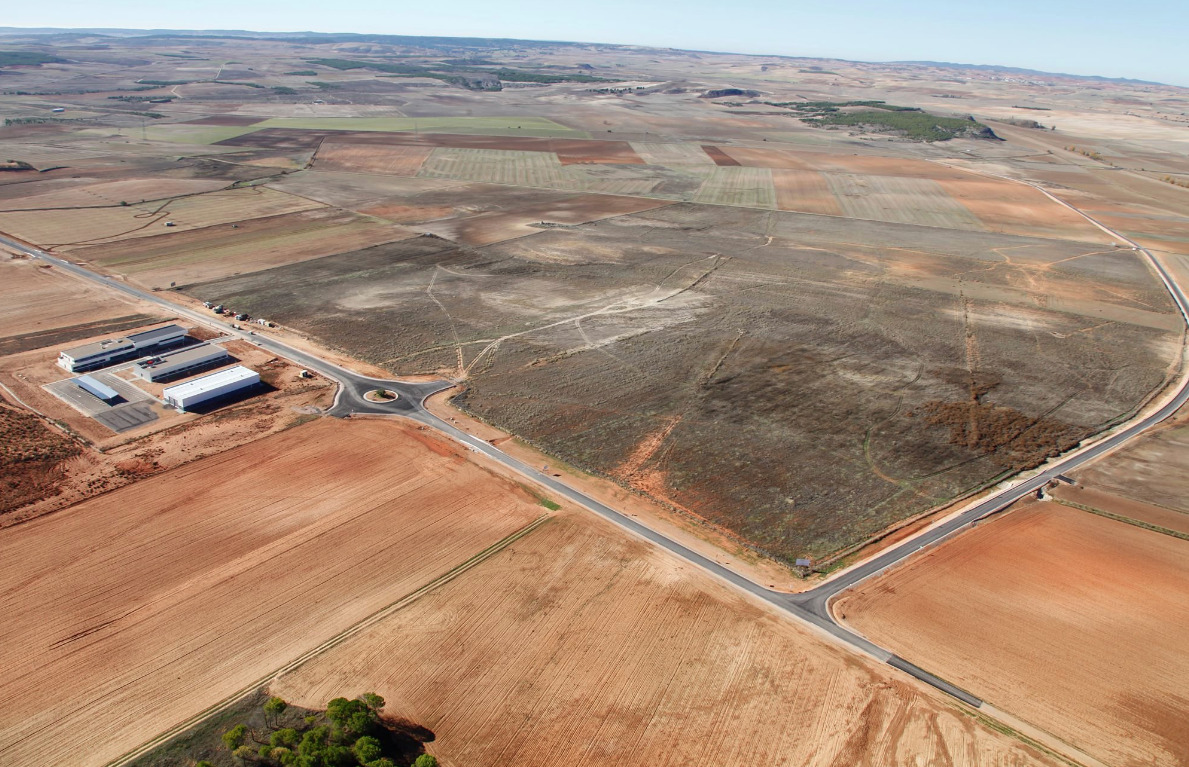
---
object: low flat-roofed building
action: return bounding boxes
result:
[163,365,260,411]
[128,324,186,350]
[74,374,120,403]
[58,324,188,372]
[132,343,230,382]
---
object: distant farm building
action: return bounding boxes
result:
[132,343,229,382]
[58,324,187,372]
[73,374,119,403]
[162,365,259,411]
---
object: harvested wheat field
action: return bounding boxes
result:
[0,178,228,212]
[0,418,544,767]
[0,187,323,249]
[836,502,1189,767]
[272,510,1059,767]
[0,255,157,342]
[74,207,415,288]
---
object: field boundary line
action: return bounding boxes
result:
[103,513,553,767]
[1048,497,1189,541]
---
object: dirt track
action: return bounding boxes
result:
[836,502,1189,767]
[0,418,543,767]
[272,510,1060,767]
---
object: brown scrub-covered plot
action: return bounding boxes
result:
[188,205,1179,563]
[836,502,1189,767]
[272,510,1059,767]
[0,418,543,767]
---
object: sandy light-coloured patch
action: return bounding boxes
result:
[0,418,544,767]
[836,502,1189,767]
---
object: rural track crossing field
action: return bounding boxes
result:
[3,174,1187,744]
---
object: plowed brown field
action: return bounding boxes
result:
[272,511,1059,767]
[0,418,543,767]
[315,142,434,175]
[772,168,843,215]
[836,502,1189,767]
[0,255,155,339]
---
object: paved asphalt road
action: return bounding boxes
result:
[5,209,1187,710]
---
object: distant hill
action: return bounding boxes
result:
[890,60,1164,86]
[0,27,1170,86]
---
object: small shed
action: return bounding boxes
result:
[75,375,119,403]
[795,558,812,568]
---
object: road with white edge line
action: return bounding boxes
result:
[3,178,1186,720]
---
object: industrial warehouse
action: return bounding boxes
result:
[132,343,230,382]
[57,324,188,372]
[162,365,260,411]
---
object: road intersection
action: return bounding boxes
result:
[4,193,1187,713]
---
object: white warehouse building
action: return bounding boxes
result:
[132,343,230,382]
[162,365,259,411]
[58,324,187,372]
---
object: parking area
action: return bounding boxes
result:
[44,369,161,432]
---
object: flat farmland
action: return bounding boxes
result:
[256,116,587,137]
[0,187,323,249]
[693,166,776,207]
[772,169,843,215]
[272,511,1059,767]
[1068,416,1189,513]
[826,174,986,230]
[187,205,1179,563]
[0,178,228,211]
[631,141,717,166]
[74,207,415,288]
[0,418,544,767]
[314,141,433,175]
[418,147,573,188]
[0,255,158,343]
[937,177,1109,241]
[418,193,672,245]
[836,502,1189,767]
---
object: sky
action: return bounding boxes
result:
[8,0,1187,86]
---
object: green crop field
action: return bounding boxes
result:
[256,116,588,137]
[140,124,264,145]
[693,167,777,208]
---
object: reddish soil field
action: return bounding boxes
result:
[937,178,1108,241]
[701,145,742,166]
[722,146,814,170]
[836,502,1189,767]
[314,141,434,175]
[419,193,673,246]
[0,418,544,767]
[771,169,843,216]
[1050,485,1189,535]
[272,510,1058,767]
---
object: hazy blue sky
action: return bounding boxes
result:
[9,0,1187,85]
